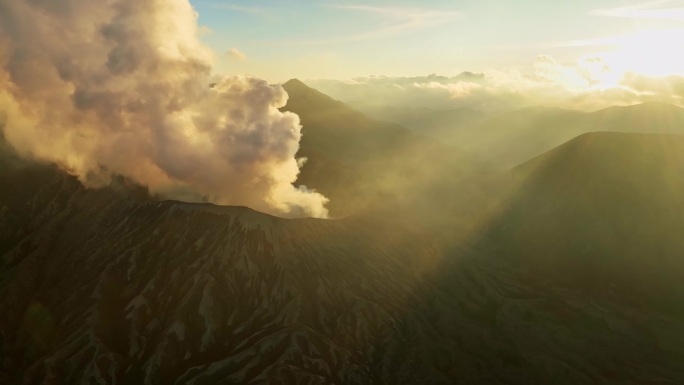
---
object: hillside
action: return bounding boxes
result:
[1,129,684,383]
[281,79,483,217]
[482,132,684,312]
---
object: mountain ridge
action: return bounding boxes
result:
[352,97,684,169]
[281,79,484,218]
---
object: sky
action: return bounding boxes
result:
[192,0,684,82]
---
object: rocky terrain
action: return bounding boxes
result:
[2,129,684,384]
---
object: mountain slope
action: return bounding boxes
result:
[400,102,684,169]
[2,131,684,383]
[483,132,684,311]
[0,159,433,384]
[281,79,483,217]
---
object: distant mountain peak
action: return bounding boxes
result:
[281,79,342,111]
[593,101,684,115]
[283,78,307,88]
[282,79,323,97]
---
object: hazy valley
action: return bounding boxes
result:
[2,79,684,384]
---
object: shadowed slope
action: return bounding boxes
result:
[1,147,684,384]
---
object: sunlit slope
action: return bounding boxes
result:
[282,79,483,216]
[456,106,584,168]
[485,132,684,311]
[474,102,684,168]
[396,102,684,169]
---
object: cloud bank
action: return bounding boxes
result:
[308,55,684,112]
[590,0,684,21]
[0,0,328,218]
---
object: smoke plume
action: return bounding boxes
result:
[0,0,328,218]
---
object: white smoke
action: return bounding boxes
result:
[0,0,328,218]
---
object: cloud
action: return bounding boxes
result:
[203,2,267,15]
[550,28,684,78]
[590,0,684,21]
[198,25,213,36]
[330,4,461,30]
[622,73,684,97]
[306,56,684,112]
[226,47,247,61]
[0,0,328,218]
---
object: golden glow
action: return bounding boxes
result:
[596,29,684,79]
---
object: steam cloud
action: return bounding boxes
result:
[0,0,328,218]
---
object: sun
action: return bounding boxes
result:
[599,29,684,78]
